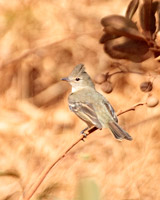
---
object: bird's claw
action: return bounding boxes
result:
[80,128,88,141]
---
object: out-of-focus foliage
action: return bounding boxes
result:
[0,0,159,200]
[100,0,160,62]
[74,178,100,200]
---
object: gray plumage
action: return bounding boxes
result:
[62,64,132,141]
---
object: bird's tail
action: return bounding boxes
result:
[108,121,132,141]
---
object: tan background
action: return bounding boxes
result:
[0,0,160,199]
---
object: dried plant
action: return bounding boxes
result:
[0,1,159,200]
[100,0,160,63]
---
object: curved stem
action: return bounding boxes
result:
[22,101,145,200]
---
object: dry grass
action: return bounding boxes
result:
[0,0,160,199]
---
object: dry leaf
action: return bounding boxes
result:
[125,0,139,19]
[101,15,145,41]
[104,36,153,62]
[140,0,156,38]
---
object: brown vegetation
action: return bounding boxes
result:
[0,0,160,200]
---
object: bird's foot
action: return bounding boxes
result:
[80,128,88,137]
[80,128,88,141]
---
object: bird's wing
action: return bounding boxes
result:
[102,99,118,123]
[69,101,102,129]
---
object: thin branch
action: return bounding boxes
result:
[22,101,145,200]
[108,70,145,77]
[116,102,146,116]
[107,62,146,77]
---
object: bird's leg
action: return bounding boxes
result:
[80,127,88,138]
[80,126,99,142]
[88,126,99,133]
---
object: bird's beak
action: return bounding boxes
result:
[61,77,70,82]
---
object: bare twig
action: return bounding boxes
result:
[108,70,145,78]
[116,102,146,116]
[22,101,145,200]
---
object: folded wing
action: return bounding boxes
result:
[69,101,102,129]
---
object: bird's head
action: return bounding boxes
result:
[62,64,95,92]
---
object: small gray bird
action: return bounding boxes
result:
[62,64,132,141]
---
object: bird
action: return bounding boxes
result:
[62,64,132,141]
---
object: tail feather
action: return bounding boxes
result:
[108,121,132,141]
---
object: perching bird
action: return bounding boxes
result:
[62,64,132,141]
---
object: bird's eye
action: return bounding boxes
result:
[75,78,80,81]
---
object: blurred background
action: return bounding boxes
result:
[0,0,160,199]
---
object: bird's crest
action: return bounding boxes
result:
[70,64,86,77]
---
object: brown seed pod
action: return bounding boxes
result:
[140,81,152,92]
[146,96,159,107]
[101,81,113,93]
[94,74,107,84]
